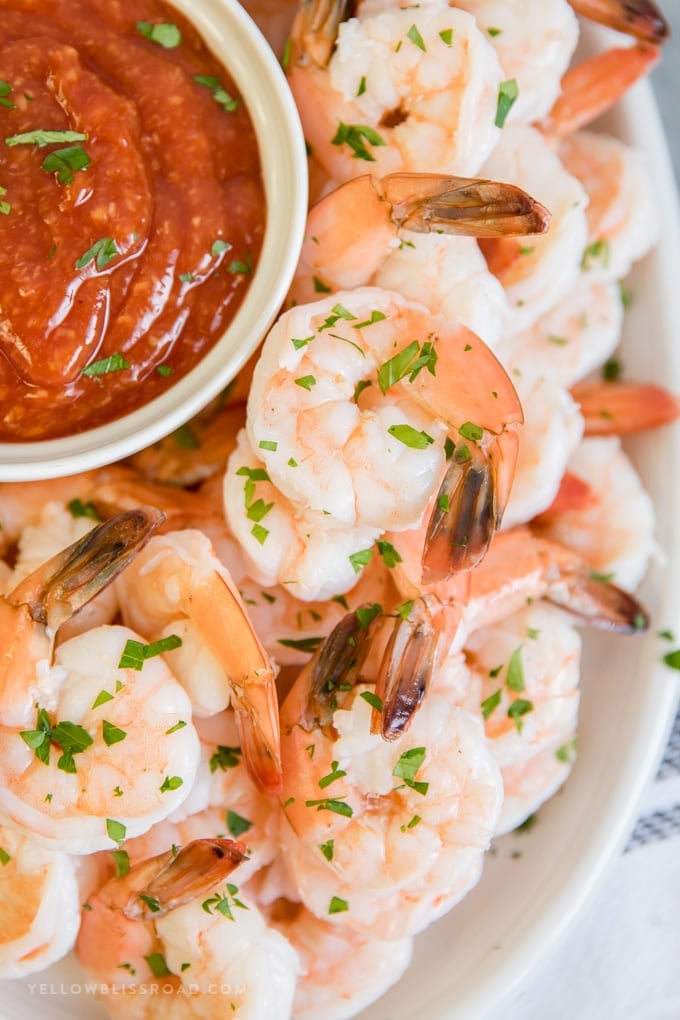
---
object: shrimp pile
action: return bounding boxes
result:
[0,1,676,1018]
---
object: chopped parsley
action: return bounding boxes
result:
[328,896,349,914]
[481,689,502,720]
[118,634,182,670]
[495,79,519,128]
[136,21,182,48]
[349,548,374,573]
[331,121,386,162]
[68,497,102,522]
[209,745,242,772]
[20,709,93,773]
[0,81,14,110]
[319,839,334,861]
[5,129,87,148]
[387,424,435,449]
[376,539,403,568]
[194,75,240,112]
[102,721,127,747]
[360,690,383,712]
[581,239,611,271]
[392,746,429,795]
[278,636,323,654]
[439,28,453,46]
[0,847,10,865]
[377,340,437,392]
[144,953,170,978]
[91,689,114,710]
[555,739,578,764]
[106,818,127,847]
[226,810,253,838]
[318,760,347,789]
[229,253,253,275]
[75,238,119,271]
[295,374,316,391]
[458,421,483,442]
[81,353,130,377]
[507,698,534,732]
[305,798,353,817]
[111,849,130,878]
[41,145,90,185]
[406,24,426,51]
[159,775,183,793]
[506,647,525,692]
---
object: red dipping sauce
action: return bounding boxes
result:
[0,0,265,440]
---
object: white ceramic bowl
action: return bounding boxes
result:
[0,0,308,482]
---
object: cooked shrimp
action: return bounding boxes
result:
[279,610,503,940]
[6,500,119,642]
[290,171,550,306]
[288,1,504,182]
[230,286,522,599]
[267,898,414,1020]
[76,838,300,1020]
[463,603,581,831]
[495,741,576,834]
[114,528,283,795]
[445,0,580,123]
[124,716,284,893]
[0,509,202,853]
[532,436,656,591]
[501,373,584,529]
[559,130,659,285]
[479,123,589,332]
[495,277,624,388]
[0,821,80,977]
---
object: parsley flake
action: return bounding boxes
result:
[392,746,429,795]
[481,689,502,720]
[117,634,182,670]
[136,21,182,48]
[226,810,253,838]
[41,145,90,185]
[75,238,119,271]
[495,79,519,128]
[407,24,426,51]
[331,122,386,162]
[387,424,435,449]
[81,353,129,377]
[328,896,349,914]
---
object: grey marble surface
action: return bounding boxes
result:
[651,6,680,186]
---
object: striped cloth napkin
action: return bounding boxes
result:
[486,704,680,1020]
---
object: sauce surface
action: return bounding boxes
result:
[0,0,265,440]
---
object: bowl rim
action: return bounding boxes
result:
[0,0,308,481]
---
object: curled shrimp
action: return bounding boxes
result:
[266,898,414,1020]
[278,609,503,940]
[290,171,550,304]
[479,123,589,332]
[288,1,504,182]
[76,838,301,1020]
[0,821,80,977]
[496,276,624,388]
[463,603,582,834]
[559,130,659,285]
[226,286,522,600]
[532,436,656,591]
[0,509,202,853]
[114,528,283,795]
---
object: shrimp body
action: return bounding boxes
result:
[533,436,656,591]
[502,373,584,529]
[236,287,521,597]
[372,232,510,348]
[496,743,575,834]
[0,623,200,853]
[480,123,589,332]
[464,604,581,772]
[76,839,300,1020]
[559,130,659,284]
[496,277,624,388]
[289,3,503,182]
[268,899,414,1020]
[0,822,80,977]
[280,638,502,939]
[115,529,283,796]
[447,0,580,122]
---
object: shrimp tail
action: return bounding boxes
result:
[381,173,552,239]
[6,506,166,633]
[122,839,248,920]
[291,0,357,68]
[300,606,379,730]
[541,44,661,138]
[572,380,680,435]
[569,0,669,45]
[421,426,520,584]
[545,571,649,633]
[373,596,444,740]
